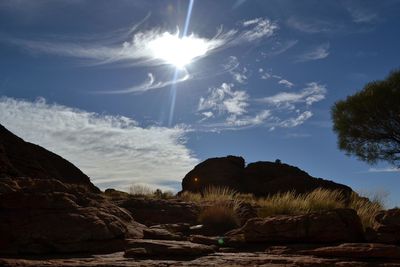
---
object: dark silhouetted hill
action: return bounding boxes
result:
[181,155,353,197]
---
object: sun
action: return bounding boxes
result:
[148,32,208,68]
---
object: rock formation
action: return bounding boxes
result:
[182,155,352,197]
[0,124,145,254]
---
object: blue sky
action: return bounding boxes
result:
[0,0,399,207]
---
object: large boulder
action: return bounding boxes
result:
[226,209,364,244]
[181,156,352,197]
[182,155,245,192]
[0,124,146,254]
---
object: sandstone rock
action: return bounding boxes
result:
[117,197,200,225]
[124,239,216,258]
[150,223,191,235]
[0,124,98,192]
[0,177,146,254]
[370,208,400,244]
[0,124,146,254]
[181,156,352,198]
[227,209,364,243]
[143,228,185,241]
[300,243,400,259]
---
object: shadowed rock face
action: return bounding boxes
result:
[0,124,145,254]
[181,156,352,197]
[0,124,98,192]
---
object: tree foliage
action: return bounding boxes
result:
[332,70,400,167]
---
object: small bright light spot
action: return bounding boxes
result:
[148,32,208,68]
[218,238,224,245]
[194,177,199,182]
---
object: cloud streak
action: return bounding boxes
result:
[296,43,330,62]
[0,97,198,191]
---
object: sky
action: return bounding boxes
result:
[0,0,399,207]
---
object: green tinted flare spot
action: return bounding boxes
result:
[218,238,224,246]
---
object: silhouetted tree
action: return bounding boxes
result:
[331,70,400,167]
[275,159,282,164]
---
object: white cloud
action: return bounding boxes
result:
[240,18,278,42]
[226,110,271,127]
[278,79,294,88]
[296,43,330,62]
[0,97,198,192]
[198,83,249,117]
[5,17,277,66]
[279,111,313,128]
[368,167,400,173]
[259,82,327,107]
[222,56,248,84]
[98,71,190,94]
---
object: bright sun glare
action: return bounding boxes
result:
[148,32,208,68]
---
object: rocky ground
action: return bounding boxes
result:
[1,123,400,266]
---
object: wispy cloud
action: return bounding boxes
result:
[296,43,330,62]
[97,71,190,94]
[278,79,294,88]
[240,18,278,42]
[279,111,313,128]
[368,167,400,173]
[0,97,198,191]
[3,16,278,93]
[287,17,337,33]
[197,81,326,131]
[5,17,277,65]
[258,82,327,108]
[262,40,298,57]
[223,56,248,84]
[345,5,378,24]
[198,83,249,116]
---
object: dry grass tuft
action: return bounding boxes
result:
[198,201,240,234]
[129,184,154,196]
[349,192,384,229]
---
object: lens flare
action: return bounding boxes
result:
[148,32,208,68]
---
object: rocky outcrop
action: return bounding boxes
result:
[226,209,364,244]
[0,124,146,254]
[181,156,353,197]
[367,208,400,244]
[117,197,200,226]
[0,124,98,191]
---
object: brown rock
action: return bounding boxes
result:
[227,209,364,243]
[0,124,98,192]
[301,243,400,259]
[150,223,191,235]
[0,177,146,254]
[143,228,185,241]
[371,209,400,244]
[124,239,216,258]
[0,124,146,254]
[181,156,353,198]
[118,197,200,225]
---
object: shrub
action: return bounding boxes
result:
[129,184,154,197]
[179,191,202,203]
[198,202,240,234]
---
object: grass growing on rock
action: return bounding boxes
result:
[178,186,385,230]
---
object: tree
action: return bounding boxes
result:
[331,70,400,167]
